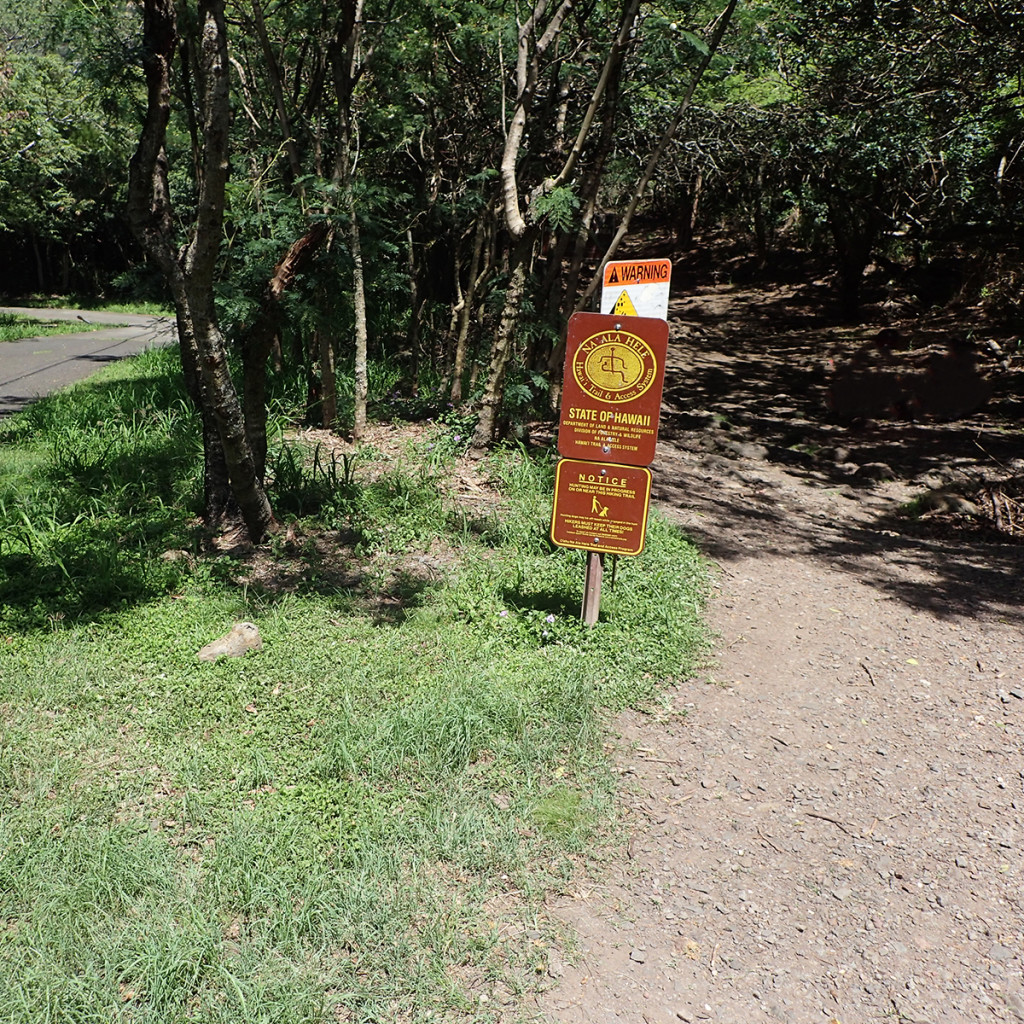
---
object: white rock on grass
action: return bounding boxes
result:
[197,622,263,662]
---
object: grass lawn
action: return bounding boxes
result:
[0,349,709,1023]
[4,296,173,317]
[0,312,115,343]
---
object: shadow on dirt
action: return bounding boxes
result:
[657,268,1024,625]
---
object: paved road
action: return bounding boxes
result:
[0,306,176,418]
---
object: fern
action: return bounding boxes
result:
[532,186,580,232]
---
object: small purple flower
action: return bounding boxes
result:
[499,610,509,618]
[545,614,556,623]
[453,434,462,442]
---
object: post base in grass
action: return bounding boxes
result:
[582,551,603,626]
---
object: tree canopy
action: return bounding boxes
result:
[2,0,1020,537]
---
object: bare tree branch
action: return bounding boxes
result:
[578,0,740,311]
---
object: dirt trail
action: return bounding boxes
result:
[539,281,1024,1024]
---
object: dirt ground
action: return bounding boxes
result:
[537,272,1024,1024]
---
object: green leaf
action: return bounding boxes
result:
[532,186,580,232]
[679,30,710,56]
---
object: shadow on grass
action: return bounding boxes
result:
[2,441,444,635]
[231,547,438,626]
[498,586,580,620]
[0,355,204,631]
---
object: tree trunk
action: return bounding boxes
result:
[753,164,769,268]
[406,227,424,384]
[500,0,575,241]
[546,56,625,411]
[451,210,489,403]
[831,222,876,320]
[30,233,46,292]
[183,2,273,541]
[675,171,703,249]
[189,299,274,537]
[128,0,274,543]
[472,236,532,447]
[826,179,885,321]
[473,0,575,441]
[329,0,370,440]
[174,302,233,524]
[241,221,330,481]
[348,183,369,439]
[318,327,338,428]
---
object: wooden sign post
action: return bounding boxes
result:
[583,552,603,627]
[550,285,670,623]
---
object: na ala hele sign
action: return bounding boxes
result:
[551,259,672,623]
[557,312,669,467]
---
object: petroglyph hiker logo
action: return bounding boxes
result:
[572,328,658,404]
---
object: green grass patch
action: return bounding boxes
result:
[0,312,116,343]
[0,347,201,627]
[5,296,173,316]
[0,351,710,1022]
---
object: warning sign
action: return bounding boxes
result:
[557,311,668,466]
[550,459,652,556]
[612,291,638,316]
[600,258,672,320]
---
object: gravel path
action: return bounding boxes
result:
[539,284,1024,1024]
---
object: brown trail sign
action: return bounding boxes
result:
[550,459,652,557]
[557,312,669,467]
[552,303,670,624]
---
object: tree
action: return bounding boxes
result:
[0,5,138,294]
[645,0,1024,317]
[328,0,373,441]
[470,0,741,443]
[128,0,274,541]
[78,0,1024,503]
[473,0,626,446]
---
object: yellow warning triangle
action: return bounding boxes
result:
[613,290,638,316]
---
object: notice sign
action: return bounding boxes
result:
[550,459,652,557]
[558,311,668,466]
[600,258,672,320]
